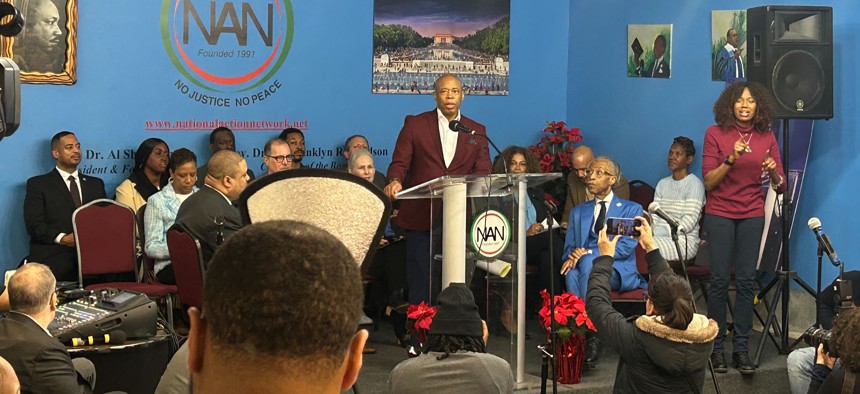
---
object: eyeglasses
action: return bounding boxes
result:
[585,169,615,178]
[266,154,295,164]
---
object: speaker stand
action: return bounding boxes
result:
[753,119,817,366]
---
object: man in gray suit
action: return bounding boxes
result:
[176,150,249,265]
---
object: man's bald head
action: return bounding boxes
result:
[572,145,595,182]
[9,263,55,316]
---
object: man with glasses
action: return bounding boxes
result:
[562,145,629,229]
[560,156,646,367]
[384,73,491,307]
[262,138,294,176]
[177,150,249,266]
[196,127,256,187]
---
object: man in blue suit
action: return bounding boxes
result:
[560,156,646,366]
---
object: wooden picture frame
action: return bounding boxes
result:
[1,0,77,84]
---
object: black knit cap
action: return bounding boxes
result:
[428,283,483,337]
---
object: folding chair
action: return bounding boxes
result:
[609,243,649,316]
[238,169,391,271]
[627,179,655,209]
[166,223,205,310]
[73,199,176,326]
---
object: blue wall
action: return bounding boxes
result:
[1,0,570,270]
[568,0,859,287]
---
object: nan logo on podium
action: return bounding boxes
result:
[470,210,511,258]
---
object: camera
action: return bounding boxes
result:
[606,217,641,237]
[803,327,837,358]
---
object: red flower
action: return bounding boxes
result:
[539,289,596,335]
[406,302,437,332]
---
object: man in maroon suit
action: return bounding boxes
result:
[384,74,491,305]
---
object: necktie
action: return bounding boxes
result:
[593,201,606,234]
[68,175,82,208]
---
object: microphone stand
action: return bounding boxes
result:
[538,200,558,394]
[449,121,512,190]
[670,223,721,394]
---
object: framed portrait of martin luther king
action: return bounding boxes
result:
[1,0,77,84]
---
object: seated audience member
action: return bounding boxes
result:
[144,148,199,285]
[561,156,645,366]
[262,137,293,176]
[0,356,19,394]
[787,270,860,394]
[0,263,97,393]
[562,145,630,228]
[807,306,860,394]
[494,146,565,295]
[155,341,189,394]
[24,131,106,281]
[586,219,718,393]
[196,127,255,188]
[176,150,249,266]
[651,136,705,261]
[347,148,395,328]
[115,138,170,214]
[279,128,306,169]
[186,221,368,393]
[343,135,387,188]
[387,283,514,394]
[347,148,378,185]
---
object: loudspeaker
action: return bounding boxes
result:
[746,6,833,119]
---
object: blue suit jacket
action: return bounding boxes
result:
[562,195,643,292]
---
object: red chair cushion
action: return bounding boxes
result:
[85,282,177,298]
[610,288,646,301]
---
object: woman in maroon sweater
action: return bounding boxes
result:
[701,82,786,375]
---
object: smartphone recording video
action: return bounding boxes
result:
[606,217,641,237]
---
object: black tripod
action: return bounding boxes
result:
[752,119,817,366]
[670,224,721,394]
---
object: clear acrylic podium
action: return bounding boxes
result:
[397,173,560,383]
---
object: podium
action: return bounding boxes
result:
[397,172,561,383]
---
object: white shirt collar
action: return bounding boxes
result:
[9,311,52,337]
[436,108,461,124]
[205,184,232,205]
[56,166,79,181]
[596,190,614,205]
[436,108,461,168]
[724,43,737,52]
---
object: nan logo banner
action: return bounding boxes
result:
[161,0,294,107]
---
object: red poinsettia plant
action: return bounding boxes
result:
[406,302,437,344]
[528,121,583,206]
[539,289,596,340]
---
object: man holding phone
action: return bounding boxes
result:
[561,156,647,366]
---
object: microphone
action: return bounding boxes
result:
[448,120,475,135]
[67,330,127,347]
[808,217,842,266]
[448,120,511,189]
[648,202,680,229]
